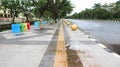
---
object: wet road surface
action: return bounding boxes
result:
[68,19,120,54]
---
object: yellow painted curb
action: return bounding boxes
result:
[54,22,68,67]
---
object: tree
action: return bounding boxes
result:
[112,0,120,19]
[1,0,8,18]
[67,0,120,20]
[1,0,73,23]
[102,3,115,19]
[31,0,50,18]
[1,0,21,23]
[31,0,73,22]
[48,0,73,22]
[58,0,73,18]
[20,0,34,22]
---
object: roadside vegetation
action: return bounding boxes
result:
[67,0,120,20]
[0,0,73,31]
[0,0,73,23]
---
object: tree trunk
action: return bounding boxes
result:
[25,14,29,22]
[54,18,57,23]
[31,0,41,17]
[12,13,15,23]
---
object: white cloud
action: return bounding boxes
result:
[70,0,119,14]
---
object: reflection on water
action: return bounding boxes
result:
[68,19,120,54]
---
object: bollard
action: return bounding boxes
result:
[65,21,67,24]
[67,21,70,26]
[40,24,43,28]
[71,24,78,31]
[40,19,42,23]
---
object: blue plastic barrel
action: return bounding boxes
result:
[11,24,20,33]
[34,22,40,27]
[42,21,47,25]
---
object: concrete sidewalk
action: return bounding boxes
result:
[0,24,58,67]
[63,21,120,67]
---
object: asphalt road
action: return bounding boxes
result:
[68,19,120,54]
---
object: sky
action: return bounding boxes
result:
[70,0,119,14]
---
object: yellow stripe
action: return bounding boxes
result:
[53,22,68,67]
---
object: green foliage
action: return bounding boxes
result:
[20,0,34,22]
[57,0,73,18]
[31,0,48,17]
[1,0,73,22]
[31,0,73,22]
[68,0,120,20]
[1,0,21,23]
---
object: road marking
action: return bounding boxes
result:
[111,53,120,59]
[97,44,107,48]
[85,35,89,37]
[81,32,84,34]
[90,38,97,41]
[97,43,120,59]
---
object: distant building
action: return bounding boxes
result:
[0,9,10,18]
[0,0,11,18]
[0,0,27,18]
[0,0,34,18]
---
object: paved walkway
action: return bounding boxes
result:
[0,20,120,67]
[0,24,58,67]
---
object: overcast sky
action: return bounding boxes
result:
[70,0,119,14]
